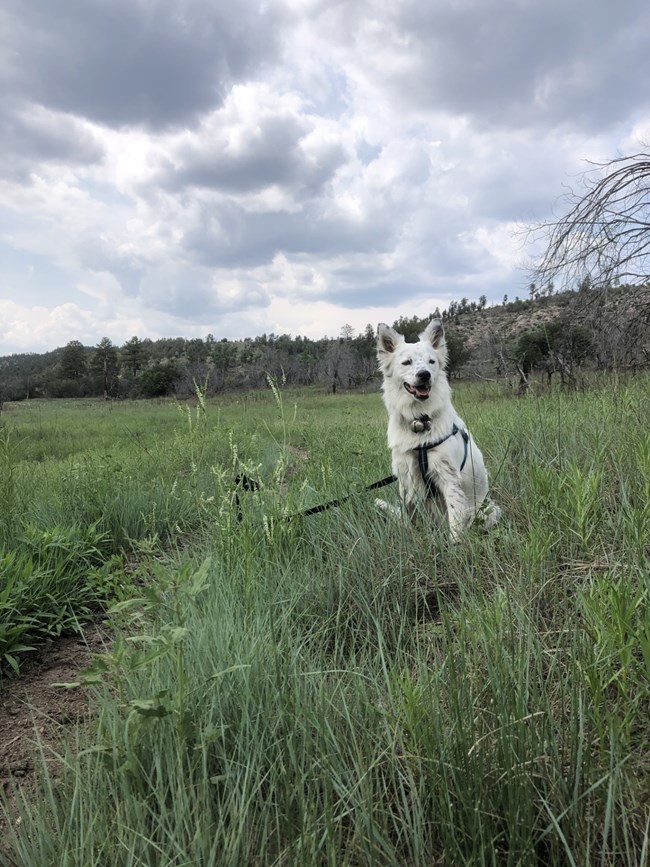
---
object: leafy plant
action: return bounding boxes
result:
[0,524,114,673]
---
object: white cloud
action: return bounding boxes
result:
[0,300,102,352]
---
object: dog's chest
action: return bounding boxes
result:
[388,418,457,484]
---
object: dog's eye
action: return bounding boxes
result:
[401,359,412,366]
[429,359,436,365]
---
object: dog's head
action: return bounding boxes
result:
[376,319,448,404]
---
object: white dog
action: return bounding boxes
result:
[376,319,500,539]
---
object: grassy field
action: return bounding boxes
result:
[1,376,649,865]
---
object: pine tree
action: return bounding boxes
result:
[121,336,147,377]
[60,340,88,380]
[91,337,120,398]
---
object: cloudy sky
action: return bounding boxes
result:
[1,0,649,354]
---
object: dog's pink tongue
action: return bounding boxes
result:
[415,386,430,397]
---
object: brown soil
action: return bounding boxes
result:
[0,623,110,841]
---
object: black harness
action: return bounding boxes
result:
[415,423,469,499]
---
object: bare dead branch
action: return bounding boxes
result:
[531,151,650,292]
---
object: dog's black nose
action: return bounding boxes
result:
[417,369,431,383]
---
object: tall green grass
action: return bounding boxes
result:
[1,376,649,864]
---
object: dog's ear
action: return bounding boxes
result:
[377,323,403,357]
[420,318,445,349]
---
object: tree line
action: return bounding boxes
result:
[0,283,647,405]
[0,320,472,401]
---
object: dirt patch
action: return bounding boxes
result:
[287,444,309,461]
[0,623,110,838]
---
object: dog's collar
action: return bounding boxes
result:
[415,424,469,498]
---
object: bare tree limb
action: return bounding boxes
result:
[531,151,650,291]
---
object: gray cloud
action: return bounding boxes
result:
[164,132,433,270]
[342,0,650,132]
[0,101,105,179]
[1,0,287,130]
[137,264,270,319]
[181,199,396,269]
[161,114,348,195]
[77,236,146,298]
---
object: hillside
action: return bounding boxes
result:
[447,285,641,346]
[444,285,649,379]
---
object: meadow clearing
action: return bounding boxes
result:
[0,374,649,865]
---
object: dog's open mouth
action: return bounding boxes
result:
[404,382,430,401]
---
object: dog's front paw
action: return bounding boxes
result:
[375,498,402,519]
[410,415,431,434]
[475,499,502,530]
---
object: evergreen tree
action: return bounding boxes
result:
[210,340,238,390]
[122,336,147,377]
[391,314,430,342]
[60,340,88,380]
[445,331,472,377]
[186,338,207,365]
[90,337,120,398]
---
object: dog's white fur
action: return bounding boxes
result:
[376,319,500,539]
